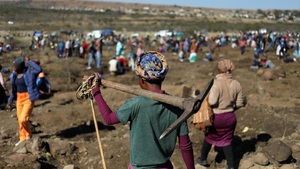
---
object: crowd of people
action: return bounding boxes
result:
[1,29,298,99]
[0,28,299,168]
[1,29,299,104]
[228,30,300,67]
[7,28,297,78]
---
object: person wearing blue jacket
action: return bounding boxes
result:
[7,56,42,146]
[58,40,65,58]
[250,48,266,69]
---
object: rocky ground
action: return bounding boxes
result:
[0,36,300,169]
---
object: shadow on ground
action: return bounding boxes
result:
[210,133,272,168]
[53,121,115,139]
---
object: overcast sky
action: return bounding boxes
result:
[93,0,300,10]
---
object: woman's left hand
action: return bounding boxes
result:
[82,74,100,88]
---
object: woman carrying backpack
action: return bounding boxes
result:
[197,59,246,169]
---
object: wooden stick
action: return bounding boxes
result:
[90,99,107,169]
[101,79,185,109]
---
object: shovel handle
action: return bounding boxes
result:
[101,79,185,109]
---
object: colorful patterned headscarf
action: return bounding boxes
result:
[218,59,235,73]
[135,51,168,82]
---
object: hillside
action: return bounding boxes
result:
[0,0,299,33]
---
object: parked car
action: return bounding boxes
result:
[131,32,139,38]
[87,30,102,39]
[259,28,267,34]
[154,30,173,37]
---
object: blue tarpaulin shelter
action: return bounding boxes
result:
[33,31,43,37]
[102,29,114,37]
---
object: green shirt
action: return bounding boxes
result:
[189,53,197,62]
[116,96,189,168]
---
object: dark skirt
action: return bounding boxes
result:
[205,112,236,147]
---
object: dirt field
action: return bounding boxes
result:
[0,1,300,169]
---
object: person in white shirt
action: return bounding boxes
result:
[65,39,70,58]
[109,56,118,76]
[40,38,46,50]
[178,50,185,62]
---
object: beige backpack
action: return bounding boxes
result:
[193,96,214,133]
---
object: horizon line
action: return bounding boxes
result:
[87,0,300,11]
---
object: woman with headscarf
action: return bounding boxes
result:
[85,51,195,169]
[7,56,42,146]
[197,59,246,169]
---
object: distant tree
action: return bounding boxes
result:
[274,10,281,19]
[292,11,300,17]
[257,9,266,17]
[169,15,175,19]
